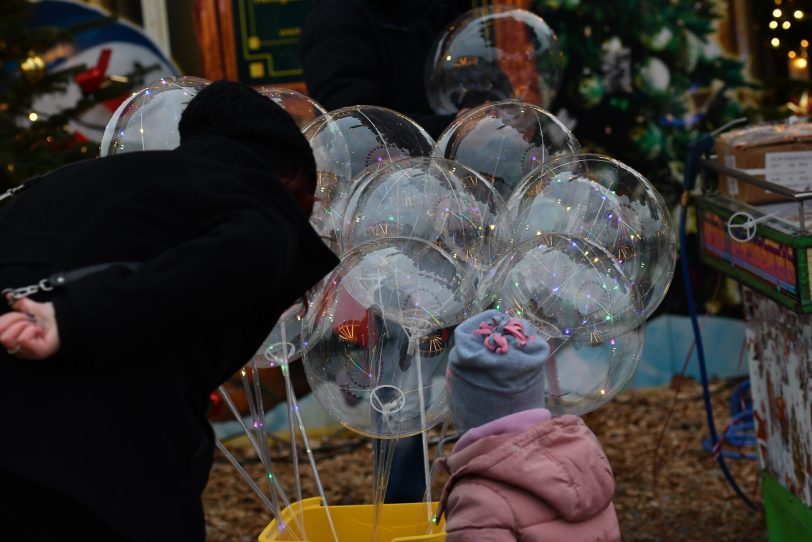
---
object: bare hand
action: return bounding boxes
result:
[0,297,61,360]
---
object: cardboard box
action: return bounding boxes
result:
[715,122,812,205]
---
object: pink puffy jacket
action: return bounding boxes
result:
[437,412,621,542]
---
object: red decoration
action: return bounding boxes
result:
[334,316,373,348]
[74,48,112,94]
[207,390,224,419]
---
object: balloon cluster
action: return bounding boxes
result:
[103,7,675,435]
[300,98,674,427]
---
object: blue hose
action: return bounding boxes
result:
[681,135,760,510]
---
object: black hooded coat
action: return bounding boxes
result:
[0,135,338,541]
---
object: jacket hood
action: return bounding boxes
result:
[440,415,615,522]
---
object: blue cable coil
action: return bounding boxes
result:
[701,380,758,461]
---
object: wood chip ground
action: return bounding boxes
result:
[203,378,767,541]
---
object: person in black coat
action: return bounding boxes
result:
[0,80,339,541]
[300,0,474,138]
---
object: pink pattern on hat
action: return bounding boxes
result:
[472,317,536,354]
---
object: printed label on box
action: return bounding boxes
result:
[725,155,739,195]
[765,151,812,191]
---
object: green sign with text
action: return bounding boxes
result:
[231,0,314,85]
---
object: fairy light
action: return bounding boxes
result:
[794,57,808,69]
[28,112,38,121]
[772,37,781,47]
[803,39,809,47]
[795,10,804,19]
[783,21,792,29]
[774,8,783,17]
[770,20,779,29]
[790,50,797,58]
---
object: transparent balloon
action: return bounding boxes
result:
[303,239,474,438]
[542,324,644,416]
[436,100,580,198]
[482,234,644,344]
[256,86,327,130]
[426,6,562,115]
[100,76,210,156]
[248,302,307,369]
[303,106,435,247]
[508,154,676,318]
[341,157,507,269]
[340,238,478,333]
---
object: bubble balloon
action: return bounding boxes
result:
[303,239,474,438]
[341,157,507,268]
[436,100,580,198]
[303,106,435,246]
[426,6,562,114]
[543,324,644,416]
[508,154,676,318]
[340,238,478,333]
[256,86,326,130]
[248,302,307,369]
[100,76,210,156]
[483,234,644,344]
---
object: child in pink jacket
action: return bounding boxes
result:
[437,310,621,541]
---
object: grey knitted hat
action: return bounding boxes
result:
[448,310,550,432]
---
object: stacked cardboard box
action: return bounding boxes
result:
[715,121,812,204]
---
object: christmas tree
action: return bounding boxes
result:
[522,0,749,202]
[0,0,151,192]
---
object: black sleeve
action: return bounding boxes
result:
[300,2,384,111]
[51,208,297,369]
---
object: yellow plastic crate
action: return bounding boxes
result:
[258,497,446,542]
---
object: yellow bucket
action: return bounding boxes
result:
[258,497,446,542]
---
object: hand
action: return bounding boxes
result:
[0,297,61,360]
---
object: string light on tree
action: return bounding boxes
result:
[772,37,781,48]
[770,20,779,29]
[794,10,804,19]
[19,54,45,84]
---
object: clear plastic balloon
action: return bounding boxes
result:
[249,302,307,368]
[100,76,210,156]
[256,86,327,130]
[435,100,580,198]
[508,154,676,318]
[482,233,644,344]
[340,157,507,269]
[426,6,562,115]
[303,238,474,438]
[303,106,436,247]
[339,238,478,333]
[542,325,644,416]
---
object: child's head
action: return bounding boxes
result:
[447,310,550,432]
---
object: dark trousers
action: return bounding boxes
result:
[0,469,131,541]
[383,434,427,503]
